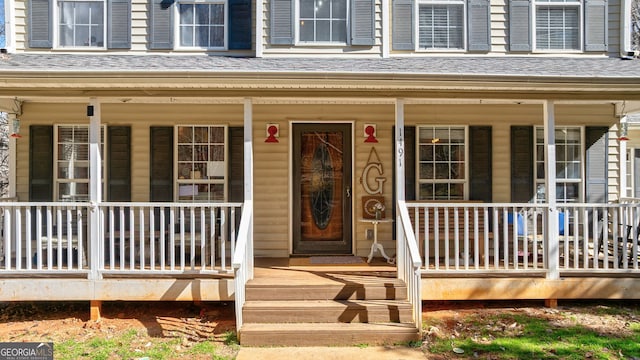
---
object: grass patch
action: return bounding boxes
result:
[425,311,640,359]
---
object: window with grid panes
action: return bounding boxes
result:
[299,0,348,43]
[418,0,465,49]
[178,0,226,48]
[176,125,227,202]
[534,127,583,203]
[417,126,467,200]
[55,125,105,201]
[535,0,581,50]
[58,0,105,47]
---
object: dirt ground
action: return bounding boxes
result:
[0,299,639,359]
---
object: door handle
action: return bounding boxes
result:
[346,186,351,198]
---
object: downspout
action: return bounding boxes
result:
[4,0,16,52]
[621,0,635,57]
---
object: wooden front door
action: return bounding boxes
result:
[293,124,352,254]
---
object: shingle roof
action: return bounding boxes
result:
[1,54,639,80]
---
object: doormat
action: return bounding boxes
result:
[308,256,366,265]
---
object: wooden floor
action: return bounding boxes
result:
[252,257,398,286]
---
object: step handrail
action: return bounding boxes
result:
[396,200,422,333]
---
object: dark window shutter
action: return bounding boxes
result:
[228,127,245,202]
[392,0,414,50]
[29,0,53,48]
[271,0,294,45]
[584,0,607,51]
[149,0,174,50]
[585,127,608,203]
[351,0,375,46]
[510,126,534,202]
[468,0,491,51]
[150,127,174,201]
[29,126,54,201]
[108,0,132,49]
[509,0,531,51]
[470,126,492,202]
[107,126,131,201]
[229,0,252,49]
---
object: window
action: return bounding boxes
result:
[299,0,348,43]
[178,1,226,48]
[418,0,465,49]
[176,126,227,202]
[54,125,105,201]
[58,0,105,47]
[534,127,583,203]
[534,0,581,50]
[417,126,467,200]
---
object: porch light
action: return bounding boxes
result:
[10,118,21,138]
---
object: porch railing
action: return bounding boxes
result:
[403,202,640,275]
[396,200,422,332]
[0,201,244,276]
[232,200,254,331]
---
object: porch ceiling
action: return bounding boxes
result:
[1,55,640,104]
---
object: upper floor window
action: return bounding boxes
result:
[417,126,468,200]
[418,0,465,50]
[28,0,131,50]
[509,0,607,52]
[58,0,105,48]
[178,1,226,49]
[299,0,348,43]
[534,0,580,50]
[392,0,490,52]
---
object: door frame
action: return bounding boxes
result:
[289,121,355,255]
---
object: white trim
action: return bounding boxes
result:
[287,120,356,255]
[53,0,108,50]
[415,125,470,200]
[382,0,390,57]
[255,0,264,57]
[173,0,229,51]
[621,0,633,56]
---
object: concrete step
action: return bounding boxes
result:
[239,322,420,347]
[242,299,413,324]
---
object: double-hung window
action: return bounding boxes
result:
[534,127,583,203]
[57,0,106,48]
[418,0,465,50]
[417,126,468,200]
[299,0,348,43]
[176,126,227,202]
[534,0,581,50]
[55,125,105,202]
[178,0,227,49]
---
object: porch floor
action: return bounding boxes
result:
[251,257,398,286]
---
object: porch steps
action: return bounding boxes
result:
[239,274,420,346]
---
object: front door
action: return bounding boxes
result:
[292,124,352,254]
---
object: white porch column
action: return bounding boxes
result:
[395,99,406,261]
[543,100,559,280]
[619,115,629,199]
[243,98,254,279]
[7,113,17,199]
[88,99,102,280]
